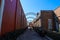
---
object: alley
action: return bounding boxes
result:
[16,29,53,40]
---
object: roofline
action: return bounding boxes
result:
[54,6,60,11]
[41,10,53,11]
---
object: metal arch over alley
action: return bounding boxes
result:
[26,12,37,22]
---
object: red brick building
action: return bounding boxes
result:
[41,9,60,32]
[41,10,55,31]
[33,9,59,32]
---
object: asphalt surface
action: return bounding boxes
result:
[16,29,53,40]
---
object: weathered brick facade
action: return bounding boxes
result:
[41,10,54,30]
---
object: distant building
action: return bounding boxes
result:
[29,22,33,27]
[32,12,41,27]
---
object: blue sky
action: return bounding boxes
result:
[20,0,60,22]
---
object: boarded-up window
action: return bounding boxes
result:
[48,19,52,30]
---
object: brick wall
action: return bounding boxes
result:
[41,10,54,30]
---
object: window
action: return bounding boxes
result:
[48,19,52,30]
[56,22,59,31]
